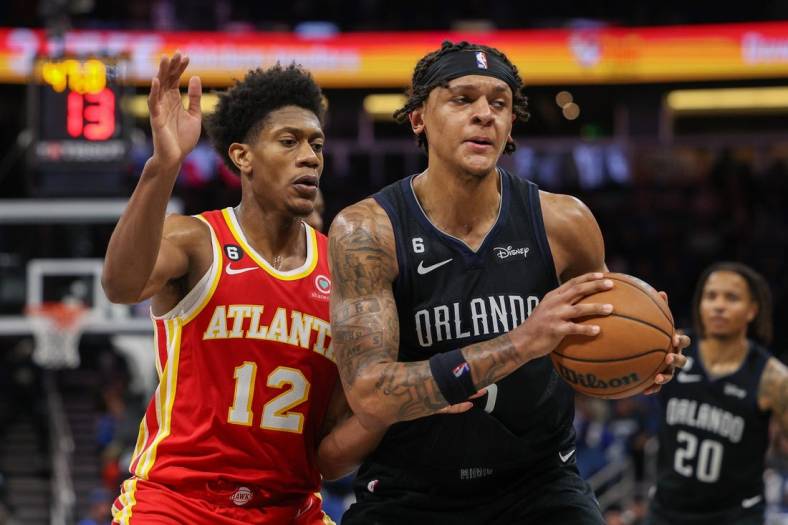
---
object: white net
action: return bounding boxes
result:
[28,303,89,369]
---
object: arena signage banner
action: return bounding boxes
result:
[1,22,787,86]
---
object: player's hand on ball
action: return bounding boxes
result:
[644,292,690,395]
[511,272,613,360]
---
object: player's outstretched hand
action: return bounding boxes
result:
[509,272,614,361]
[643,292,690,395]
[148,52,202,167]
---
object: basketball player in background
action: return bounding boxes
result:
[329,40,690,524]
[102,53,384,524]
[650,262,788,525]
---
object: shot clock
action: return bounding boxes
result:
[27,55,131,193]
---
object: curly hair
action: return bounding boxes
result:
[393,41,529,155]
[691,262,773,346]
[205,64,325,175]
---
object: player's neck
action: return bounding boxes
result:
[699,335,749,371]
[413,164,501,243]
[234,201,305,269]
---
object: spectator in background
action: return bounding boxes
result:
[609,396,658,484]
[78,487,113,525]
[575,395,616,479]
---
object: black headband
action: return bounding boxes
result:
[419,48,519,94]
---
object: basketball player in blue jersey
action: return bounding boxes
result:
[650,262,788,525]
[328,41,690,524]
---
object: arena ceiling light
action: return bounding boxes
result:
[122,93,220,118]
[363,94,408,121]
[666,87,788,113]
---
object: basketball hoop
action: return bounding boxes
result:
[26,302,88,369]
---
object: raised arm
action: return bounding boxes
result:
[102,53,204,304]
[329,199,615,430]
[758,357,788,434]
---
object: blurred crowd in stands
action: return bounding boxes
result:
[4,0,788,32]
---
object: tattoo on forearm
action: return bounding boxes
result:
[375,362,447,420]
[333,320,387,387]
[465,335,524,390]
[329,206,391,298]
[329,201,528,423]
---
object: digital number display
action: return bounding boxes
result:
[29,56,129,170]
[67,89,116,140]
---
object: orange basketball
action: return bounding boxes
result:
[551,272,675,399]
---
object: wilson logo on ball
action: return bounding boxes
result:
[556,364,639,389]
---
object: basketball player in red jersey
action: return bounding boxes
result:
[101,54,383,524]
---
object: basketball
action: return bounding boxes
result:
[551,273,675,399]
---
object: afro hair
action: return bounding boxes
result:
[205,64,325,175]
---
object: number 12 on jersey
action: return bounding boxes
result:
[227,362,310,434]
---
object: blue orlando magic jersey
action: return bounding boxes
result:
[367,169,576,476]
[654,339,772,517]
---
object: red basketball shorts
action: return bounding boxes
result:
[112,477,334,525]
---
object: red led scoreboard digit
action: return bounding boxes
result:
[66,88,116,140]
[29,56,129,172]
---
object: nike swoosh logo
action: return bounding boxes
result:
[417,258,453,275]
[676,373,703,383]
[225,263,259,275]
[741,495,762,508]
[559,448,576,463]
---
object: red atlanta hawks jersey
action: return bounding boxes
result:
[125,207,336,501]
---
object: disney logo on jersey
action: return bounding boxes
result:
[310,274,331,302]
[492,244,529,263]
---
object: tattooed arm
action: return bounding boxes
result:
[328,198,614,429]
[758,357,788,434]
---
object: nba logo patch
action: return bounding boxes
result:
[452,362,470,378]
[475,51,488,69]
